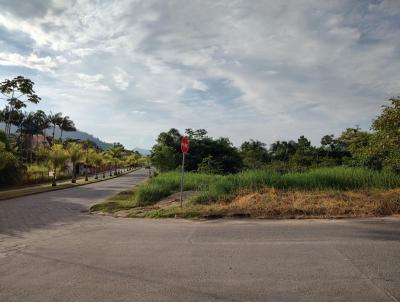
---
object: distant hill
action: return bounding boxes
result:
[0,123,149,153]
[52,128,114,150]
[133,147,151,156]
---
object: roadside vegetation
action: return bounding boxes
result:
[0,76,148,188]
[92,167,400,218]
[92,97,400,219]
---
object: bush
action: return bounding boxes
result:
[0,130,25,186]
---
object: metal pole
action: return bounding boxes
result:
[180,152,185,208]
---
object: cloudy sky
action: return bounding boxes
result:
[0,0,399,149]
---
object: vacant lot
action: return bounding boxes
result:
[91,167,400,218]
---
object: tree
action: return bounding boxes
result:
[0,76,41,137]
[48,112,63,141]
[48,144,68,186]
[0,130,24,186]
[59,116,76,140]
[67,142,85,183]
[20,112,41,162]
[103,153,114,176]
[339,127,376,168]
[93,152,104,179]
[151,145,179,172]
[290,136,316,169]
[86,149,100,179]
[270,140,298,162]
[319,134,349,166]
[197,155,223,174]
[32,110,49,147]
[126,152,141,168]
[108,145,124,175]
[150,128,242,174]
[240,140,269,169]
[370,97,400,172]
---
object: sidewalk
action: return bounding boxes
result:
[0,169,138,201]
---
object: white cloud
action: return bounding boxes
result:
[77,73,104,82]
[0,0,399,148]
[112,68,132,90]
[0,52,58,72]
[74,73,110,91]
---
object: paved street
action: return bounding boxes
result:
[1,169,399,302]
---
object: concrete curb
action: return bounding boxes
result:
[0,168,141,201]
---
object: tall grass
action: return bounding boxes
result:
[23,164,70,185]
[133,167,400,206]
[135,172,220,205]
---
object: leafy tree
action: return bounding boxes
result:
[150,128,182,172]
[240,140,269,169]
[151,145,180,172]
[370,97,400,172]
[289,136,316,169]
[270,140,298,162]
[151,128,242,174]
[338,127,377,169]
[317,134,349,166]
[0,130,24,186]
[0,76,41,137]
[197,155,223,174]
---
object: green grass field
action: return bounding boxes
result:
[93,167,400,213]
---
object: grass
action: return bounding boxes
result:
[91,167,400,218]
[23,164,69,184]
[126,188,400,219]
[193,167,400,204]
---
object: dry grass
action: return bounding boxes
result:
[206,188,400,218]
[118,188,400,219]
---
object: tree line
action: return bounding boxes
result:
[151,97,400,174]
[0,76,145,186]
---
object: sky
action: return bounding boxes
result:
[0,0,399,149]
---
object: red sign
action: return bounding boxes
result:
[181,137,189,153]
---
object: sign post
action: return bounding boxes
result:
[180,136,189,208]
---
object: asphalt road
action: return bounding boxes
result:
[1,168,399,302]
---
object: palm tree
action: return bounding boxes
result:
[108,146,124,175]
[32,110,48,147]
[48,144,68,186]
[66,142,84,183]
[93,152,104,179]
[103,153,113,176]
[59,116,76,140]
[85,149,97,181]
[48,112,63,141]
[20,112,40,163]
[100,152,108,178]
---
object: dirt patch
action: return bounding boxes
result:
[156,191,195,207]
